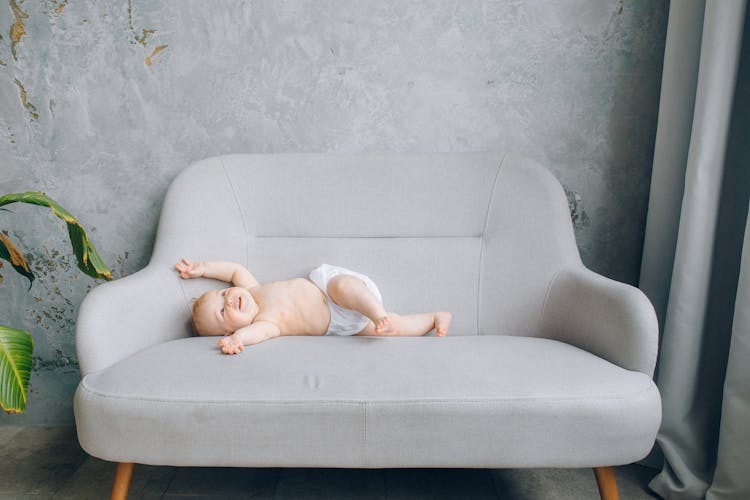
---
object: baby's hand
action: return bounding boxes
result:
[175,258,204,279]
[218,334,244,355]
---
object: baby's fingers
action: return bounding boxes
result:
[218,341,231,354]
[222,344,242,355]
[176,258,199,279]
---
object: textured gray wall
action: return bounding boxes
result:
[1,0,667,424]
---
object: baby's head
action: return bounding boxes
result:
[192,286,258,336]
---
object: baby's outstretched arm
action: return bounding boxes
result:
[175,258,259,289]
[218,320,281,354]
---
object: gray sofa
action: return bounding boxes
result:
[74,153,661,499]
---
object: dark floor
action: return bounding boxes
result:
[0,426,660,499]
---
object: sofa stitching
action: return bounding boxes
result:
[79,379,657,406]
[177,275,193,321]
[538,267,566,337]
[218,156,250,269]
[363,401,368,467]
[477,155,506,335]
[253,235,479,239]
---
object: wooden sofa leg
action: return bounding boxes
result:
[111,462,135,500]
[593,467,619,500]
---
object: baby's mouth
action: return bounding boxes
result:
[238,295,243,311]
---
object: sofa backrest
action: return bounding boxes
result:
[153,153,581,337]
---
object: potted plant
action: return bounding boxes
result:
[0,192,111,414]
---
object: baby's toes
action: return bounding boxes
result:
[374,317,386,331]
[375,316,395,335]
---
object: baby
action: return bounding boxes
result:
[175,259,452,354]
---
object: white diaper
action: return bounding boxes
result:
[308,264,383,336]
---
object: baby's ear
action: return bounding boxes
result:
[190,297,198,305]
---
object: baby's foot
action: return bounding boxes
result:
[435,311,452,337]
[218,334,244,355]
[374,316,396,335]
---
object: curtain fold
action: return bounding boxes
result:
[639,0,750,499]
[706,216,750,500]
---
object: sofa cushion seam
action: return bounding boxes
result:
[363,401,368,467]
[177,278,193,323]
[218,156,250,269]
[79,381,657,406]
[538,267,566,336]
[477,155,506,335]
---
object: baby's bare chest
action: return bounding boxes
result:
[254,278,329,334]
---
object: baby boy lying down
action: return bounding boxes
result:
[175,259,452,355]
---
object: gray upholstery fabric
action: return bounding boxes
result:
[76,336,660,467]
[74,153,661,469]
[541,266,659,376]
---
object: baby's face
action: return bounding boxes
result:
[194,286,258,336]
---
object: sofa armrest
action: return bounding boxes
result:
[76,263,192,376]
[540,266,658,377]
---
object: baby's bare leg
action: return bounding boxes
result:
[357,311,452,337]
[327,275,393,333]
[391,312,452,336]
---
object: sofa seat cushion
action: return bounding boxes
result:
[74,335,661,468]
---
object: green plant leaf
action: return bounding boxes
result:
[0,192,112,281]
[0,232,34,289]
[0,325,33,414]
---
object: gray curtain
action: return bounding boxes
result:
[639,0,750,499]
